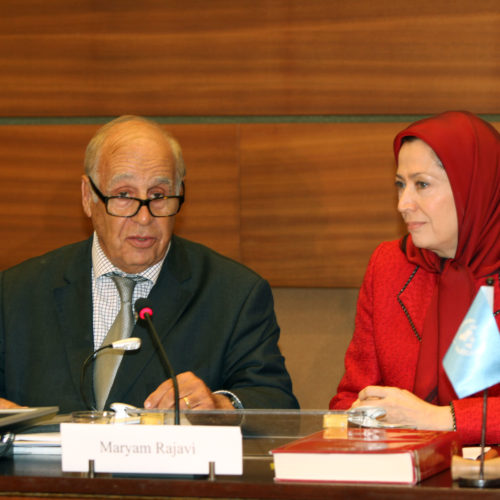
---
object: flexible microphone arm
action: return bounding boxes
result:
[80,337,142,411]
[134,298,180,425]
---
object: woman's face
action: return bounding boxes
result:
[396,139,458,259]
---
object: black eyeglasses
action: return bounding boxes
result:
[88,177,184,218]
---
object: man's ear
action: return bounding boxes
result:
[81,175,93,218]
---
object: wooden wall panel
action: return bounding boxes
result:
[0,124,240,270]
[0,126,93,268]
[0,121,498,285]
[240,122,416,287]
[171,124,241,261]
[0,0,498,117]
[240,120,500,287]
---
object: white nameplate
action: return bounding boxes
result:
[60,423,242,475]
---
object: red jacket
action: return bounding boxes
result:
[330,240,500,445]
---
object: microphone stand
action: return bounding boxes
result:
[140,312,180,425]
[80,338,142,411]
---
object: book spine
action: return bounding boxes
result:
[413,433,460,482]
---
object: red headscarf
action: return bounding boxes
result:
[393,111,500,404]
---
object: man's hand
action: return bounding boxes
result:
[144,371,234,410]
[0,397,25,409]
[351,385,453,431]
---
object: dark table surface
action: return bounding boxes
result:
[0,410,497,500]
[0,452,498,500]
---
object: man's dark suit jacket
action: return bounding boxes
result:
[0,235,298,413]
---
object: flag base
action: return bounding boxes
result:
[458,477,500,489]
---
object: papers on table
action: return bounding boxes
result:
[14,433,61,455]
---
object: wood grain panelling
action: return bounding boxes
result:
[0,0,498,116]
[240,122,413,287]
[1,121,498,286]
[172,125,241,261]
[0,126,93,268]
[240,120,500,287]
[0,124,240,270]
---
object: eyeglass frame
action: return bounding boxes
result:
[87,176,185,218]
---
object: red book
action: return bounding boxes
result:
[271,427,461,484]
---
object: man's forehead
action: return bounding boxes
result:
[100,130,175,168]
[104,127,171,152]
[107,172,173,185]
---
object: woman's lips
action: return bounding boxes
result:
[406,222,425,231]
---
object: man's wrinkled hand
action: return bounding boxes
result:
[144,371,234,410]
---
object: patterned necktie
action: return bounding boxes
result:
[94,275,137,410]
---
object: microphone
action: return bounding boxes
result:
[80,337,142,411]
[135,298,180,425]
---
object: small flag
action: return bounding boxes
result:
[443,286,500,399]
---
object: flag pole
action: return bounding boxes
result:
[479,388,488,481]
[479,278,495,480]
[480,277,495,483]
[459,387,500,488]
[475,278,494,486]
[455,278,500,488]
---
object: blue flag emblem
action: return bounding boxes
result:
[443,287,500,399]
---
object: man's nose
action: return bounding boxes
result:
[134,203,154,223]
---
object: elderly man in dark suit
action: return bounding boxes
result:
[0,116,298,413]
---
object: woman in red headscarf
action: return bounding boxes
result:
[329,111,500,445]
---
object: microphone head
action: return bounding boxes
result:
[111,337,142,351]
[134,298,153,320]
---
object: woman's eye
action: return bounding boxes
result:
[416,181,429,189]
[117,191,131,198]
[394,180,404,189]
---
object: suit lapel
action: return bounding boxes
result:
[148,236,193,340]
[52,240,94,405]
